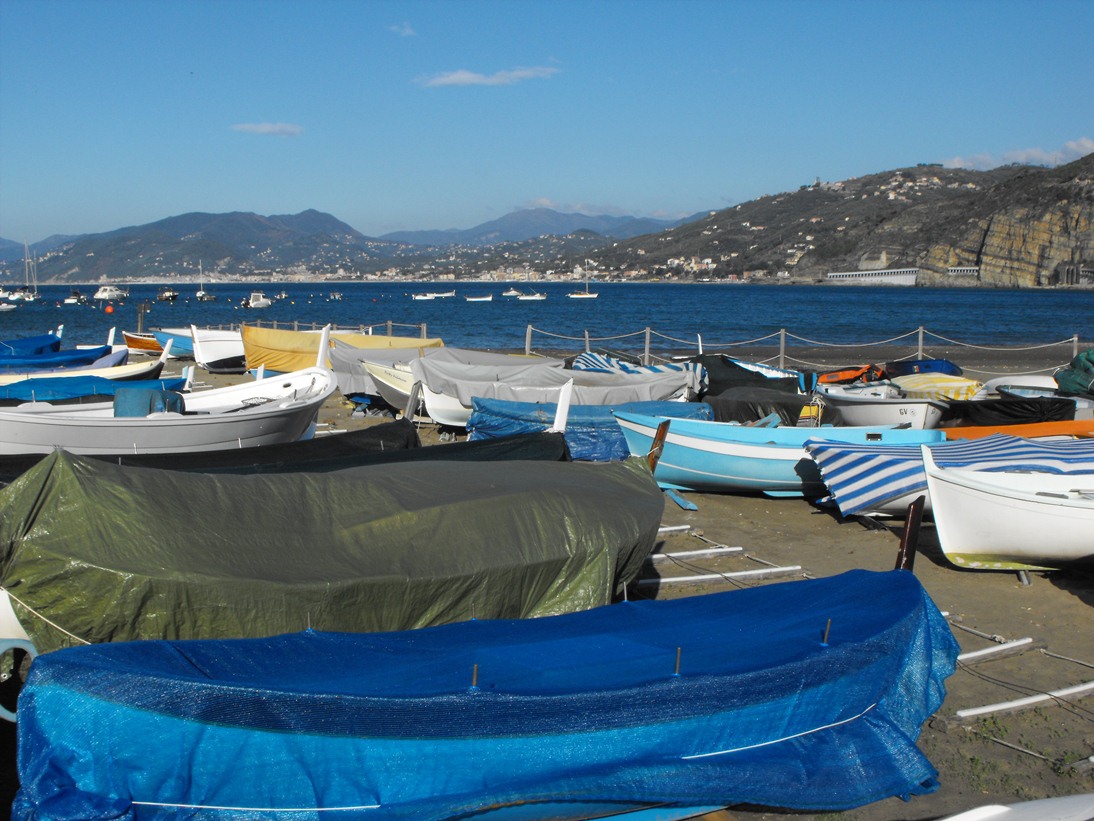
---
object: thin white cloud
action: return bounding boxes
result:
[944,137,1093,170]
[389,22,415,36]
[419,66,559,88]
[231,123,304,137]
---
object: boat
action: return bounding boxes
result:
[805,433,1094,518]
[516,290,547,300]
[242,323,444,374]
[151,326,196,357]
[241,290,272,309]
[501,286,521,297]
[922,445,1094,571]
[61,290,88,305]
[0,343,170,387]
[464,293,493,302]
[410,355,699,428]
[0,303,15,312]
[92,284,128,301]
[11,569,958,818]
[0,454,663,655]
[195,261,217,301]
[468,395,713,461]
[940,793,1094,821]
[156,286,179,302]
[121,330,167,356]
[0,373,190,409]
[188,324,246,374]
[0,419,566,488]
[0,362,336,456]
[1,330,63,357]
[0,344,114,373]
[327,291,343,301]
[355,347,565,415]
[567,266,599,298]
[816,382,949,429]
[613,411,945,496]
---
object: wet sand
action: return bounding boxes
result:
[3,342,1092,816]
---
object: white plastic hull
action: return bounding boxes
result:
[923,447,1094,570]
[0,367,336,455]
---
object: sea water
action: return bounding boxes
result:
[2,281,1092,354]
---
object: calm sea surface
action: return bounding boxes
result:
[2,281,1092,355]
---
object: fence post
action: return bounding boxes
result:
[918,326,924,358]
[584,330,590,352]
[644,328,651,365]
[420,323,427,339]
[386,321,393,336]
[779,329,786,370]
[525,325,533,355]
[293,320,299,332]
[1074,334,1079,359]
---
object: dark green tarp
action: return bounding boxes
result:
[0,452,663,653]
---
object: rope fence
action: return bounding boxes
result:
[525,325,1085,377]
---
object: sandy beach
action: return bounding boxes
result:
[2,343,1092,817]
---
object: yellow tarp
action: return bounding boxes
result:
[242,324,444,372]
[891,373,984,401]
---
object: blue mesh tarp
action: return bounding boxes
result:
[0,344,112,372]
[467,397,713,461]
[0,332,62,357]
[15,570,958,820]
[0,376,188,404]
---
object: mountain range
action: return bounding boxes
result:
[2,153,1090,287]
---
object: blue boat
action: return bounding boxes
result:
[0,344,113,373]
[467,396,714,461]
[14,569,958,820]
[613,411,946,495]
[0,374,189,406]
[0,331,63,357]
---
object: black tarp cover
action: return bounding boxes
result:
[941,397,1076,427]
[704,387,826,425]
[0,452,663,653]
[695,354,801,398]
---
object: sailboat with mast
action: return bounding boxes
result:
[567,262,599,299]
[195,261,217,302]
[10,242,41,302]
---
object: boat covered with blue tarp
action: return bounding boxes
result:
[13,569,958,820]
[467,397,713,460]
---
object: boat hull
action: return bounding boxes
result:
[0,367,336,455]
[13,570,958,818]
[614,412,945,495]
[923,447,1094,570]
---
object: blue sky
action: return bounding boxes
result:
[2,0,1092,243]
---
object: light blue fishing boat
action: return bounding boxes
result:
[613,411,946,495]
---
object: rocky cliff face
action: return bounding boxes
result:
[917,157,1094,287]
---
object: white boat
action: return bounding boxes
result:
[241,291,272,309]
[922,445,1094,571]
[0,303,15,313]
[516,291,547,301]
[409,356,699,428]
[195,261,217,301]
[816,382,947,429]
[567,267,599,299]
[92,284,128,301]
[359,348,565,416]
[501,286,521,297]
[0,363,336,456]
[188,325,246,374]
[464,294,493,302]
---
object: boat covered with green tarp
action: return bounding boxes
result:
[0,451,663,653]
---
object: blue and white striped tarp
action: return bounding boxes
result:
[806,433,1094,517]
[571,352,707,393]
